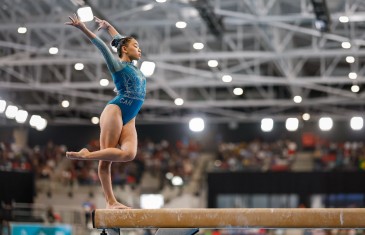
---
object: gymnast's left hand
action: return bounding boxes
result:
[65,13,86,29]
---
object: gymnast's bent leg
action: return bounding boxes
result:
[65,105,137,162]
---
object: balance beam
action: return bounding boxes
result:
[92,208,365,229]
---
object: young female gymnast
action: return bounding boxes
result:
[65,14,146,209]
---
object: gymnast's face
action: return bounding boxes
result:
[122,39,141,61]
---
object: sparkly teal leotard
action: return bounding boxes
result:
[91,34,146,124]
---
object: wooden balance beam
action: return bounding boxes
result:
[92,208,365,229]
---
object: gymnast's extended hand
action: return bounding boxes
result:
[65,13,96,39]
[94,16,111,31]
[94,16,120,37]
[65,13,86,29]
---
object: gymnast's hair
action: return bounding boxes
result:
[111,36,134,58]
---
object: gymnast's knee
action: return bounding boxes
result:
[121,149,137,162]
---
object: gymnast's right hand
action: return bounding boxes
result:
[65,13,86,29]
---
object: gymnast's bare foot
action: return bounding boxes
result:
[66,148,90,160]
[107,202,131,209]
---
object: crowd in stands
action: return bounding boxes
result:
[213,139,297,172]
[0,138,201,189]
[212,139,365,172]
[1,138,365,186]
[312,141,365,171]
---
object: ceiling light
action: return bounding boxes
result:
[74,63,84,70]
[100,79,109,86]
[302,113,310,121]
[233,88,243,96]
[91,117,99,125]
[5,105,18,119]
[142,4,154,11]
[49,47,58,55]
[17,27,27,34]
[293,96,302,103]
[319,117,333,131]
[175,21,187,29]
[285,118,299,132]
[140,61,156,77]
[0,100,6,113]
[222,75,232,83]
[348,72,357,80]
[341,42,351,49]
[346,56,355,63]
[77,6,94,22]
[339,16,349,23]
[61,100,70,108]
[207,60,218,67]
[193,42,204,50]
[189,117,205,132]
[350,117,363,131]
[15,110,28,123]
[351,85,360,93]
[174,98,184,106]
[261,118,274,132]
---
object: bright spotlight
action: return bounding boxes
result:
[174,98,184,106]
[100,78,109,86]
[49,47,58,55]
[341,42,351,49]
[15,110,28,123]
[77,6,94,22]
[91,117,100,125]
[293,96,302,103]
[29,115,42,128]
[207,60,218,67]
[171,176,184,186]
[74,63,84,70]
[319,117,333,131]
[175,21,187,29]
[17,26,27,34]
[36,118,47,131]
[351,85,360,93]
[348,72,357,80]
[261,118,273,132]
[302,113,310,121]
[189,117,205,132]
[0,100,6,113]
[165,172,174,180]
[350,117,363,131]
[222,75,232,83]
[346,56,355,63]
[339,16,349,23]
[5,105,18,119]
[140,194,164,209]
[285,118,299,131]
[61,100,70,108]
[140,61,156,77]
[193,42,204,50]
[233,88,243,96]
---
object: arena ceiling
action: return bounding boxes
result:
[1,0,365,126]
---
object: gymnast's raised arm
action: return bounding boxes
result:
[65,14,121,73]
[65,13,96,40]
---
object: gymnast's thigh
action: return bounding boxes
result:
[99,104,123,149]
[118,117,137,156]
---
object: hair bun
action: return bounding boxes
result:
[111,38,122,47]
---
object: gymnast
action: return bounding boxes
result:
[65,14,146,209]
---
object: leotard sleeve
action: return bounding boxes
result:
[91,36,124,73]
